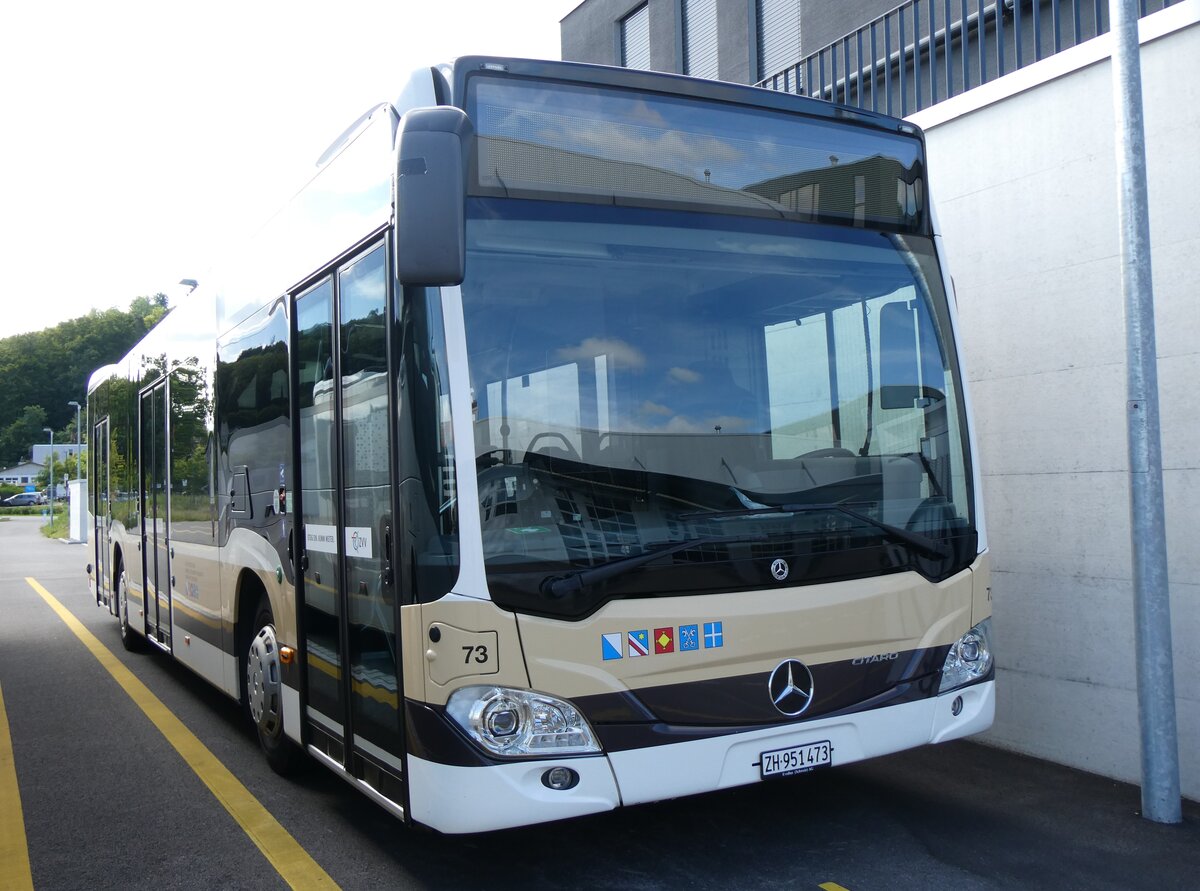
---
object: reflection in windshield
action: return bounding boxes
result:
[470,77,926,234]
[460,199,973,616]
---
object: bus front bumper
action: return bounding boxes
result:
[407,680,994,833]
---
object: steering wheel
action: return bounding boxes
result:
[794,447,857,460]
[525,431,581,460]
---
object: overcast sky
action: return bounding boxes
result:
[0,0,581,336]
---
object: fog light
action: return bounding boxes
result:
[951,695,963,717]
[542,767,579,790]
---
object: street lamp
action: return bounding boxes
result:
[43,427,54,523]
[68,400,82,481]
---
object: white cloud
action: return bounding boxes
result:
[668,366,702,384]
[557,337,646,370]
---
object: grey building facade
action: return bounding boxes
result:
[562,2,1174,117]
[561,1,919,86]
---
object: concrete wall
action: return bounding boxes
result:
[559,0,933,86]
[562,0,683,71]
[799,0,896,55]
[561,0,630,66]
[562,0,756,81]
[909,4,1199,800]
[717,0,754,83]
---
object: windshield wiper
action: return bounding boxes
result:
[541,534,760,599]
[680,502,952,560]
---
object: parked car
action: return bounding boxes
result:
[3,492,41,506]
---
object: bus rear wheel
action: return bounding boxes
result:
[245,597,303,775]
[117,565,143,653]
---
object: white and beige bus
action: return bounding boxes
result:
[87,56,993,833]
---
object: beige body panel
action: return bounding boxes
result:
[169,537,227,678]
[217,526,297,702]
[516,557,987,700]
[219,526,296,643]
[169,539,224,634]
[411,554,989,705]
[404,598,531,706]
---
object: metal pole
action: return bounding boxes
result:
[1109,0,1181,825]
[69,401,82,481]
[44,427,54,525]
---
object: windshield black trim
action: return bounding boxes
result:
[453,56,925,140]
[680,503,951,559]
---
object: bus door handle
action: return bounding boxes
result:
[297,529,309,572]
[382,524,393,588]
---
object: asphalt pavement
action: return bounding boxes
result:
[0,513,1196,890]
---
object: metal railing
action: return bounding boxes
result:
[757,0,1177,116]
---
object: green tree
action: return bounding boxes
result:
[0,405,48,464]
[130,293,171,330]
[0,296,164,464]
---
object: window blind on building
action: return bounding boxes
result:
[683,0,719,79]
[757,0,800,81]
[621,4,651,70]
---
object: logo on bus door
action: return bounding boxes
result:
[346,527,373,558]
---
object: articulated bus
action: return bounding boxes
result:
[87,56,992,833]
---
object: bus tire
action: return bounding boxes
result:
[245,597,303,775]
[117,564,143,653]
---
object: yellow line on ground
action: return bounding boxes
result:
[819,883,852,891]
[25,577,338,891]
[0,684,34,891]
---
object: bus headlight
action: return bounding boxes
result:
[446,686,602,757]
[938,618,993,693]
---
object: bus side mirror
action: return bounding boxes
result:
[394,106,473,287]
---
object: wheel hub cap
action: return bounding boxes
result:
[247,625,282,737]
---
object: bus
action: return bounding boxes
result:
[87,56,993,833]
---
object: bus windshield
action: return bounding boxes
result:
[461,198,974,618]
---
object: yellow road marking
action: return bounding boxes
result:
[819,883,852,891]
[0,684,34,891]
[25,577,339,890]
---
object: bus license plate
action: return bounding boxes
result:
[759,740,832,779]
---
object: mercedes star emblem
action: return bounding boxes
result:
[768,659,815,717]
[770,558,790,581]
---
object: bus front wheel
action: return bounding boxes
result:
[245,598,303,775]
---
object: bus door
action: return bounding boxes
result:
[294,243,404,803]
[139,380,171,649]
[93,416,111,610]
